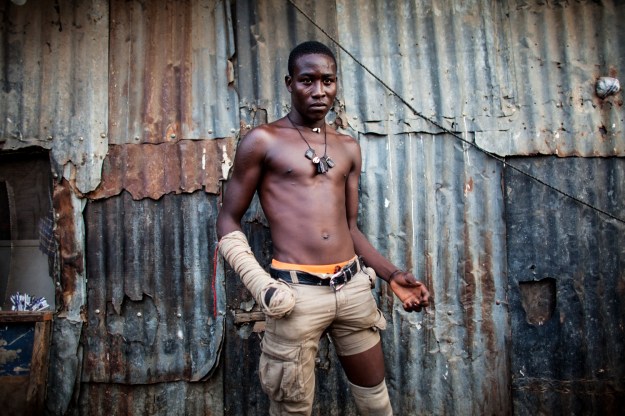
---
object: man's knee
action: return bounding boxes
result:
[349,379,393,416]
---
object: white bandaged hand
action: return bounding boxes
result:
[218,230,296,319]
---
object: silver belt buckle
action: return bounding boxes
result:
[329,271,346,291]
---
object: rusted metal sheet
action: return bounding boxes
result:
[0,0,109,194]
[505,156,625,415]
[108,0,239,144]
[478,0,624,157]
[52,179,84,313]
[76,377,223,416]
[360,132,510,415]
[336,0,512,135]
[236,0,340,127]
[0,1,621,415]
[82,191,224,384]
[87,138,236,200]
[335,0,624,157]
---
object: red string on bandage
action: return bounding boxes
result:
[212,245,219,317]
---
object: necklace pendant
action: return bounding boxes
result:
[312,127,321,133]
[325,157,335,168]
[305,148,316,160]
[312,156,321,164]
[317,158,329,174]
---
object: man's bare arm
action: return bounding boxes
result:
[216,128,297,319]
[216,130,266,238]
[345,139,430,312]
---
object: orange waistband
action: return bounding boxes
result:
[271,256,357,275]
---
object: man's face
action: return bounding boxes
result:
[286,53,337,122]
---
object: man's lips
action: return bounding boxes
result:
[310,102,328,109]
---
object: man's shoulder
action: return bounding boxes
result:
[243,118,288,142]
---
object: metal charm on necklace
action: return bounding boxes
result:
[305,148,316,161]
[287,114,335,175]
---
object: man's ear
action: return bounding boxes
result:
[285,75,292,92]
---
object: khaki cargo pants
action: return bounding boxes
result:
[260,267,387,415]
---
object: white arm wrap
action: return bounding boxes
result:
[218,230,296,319]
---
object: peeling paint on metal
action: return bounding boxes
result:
[52,179,84,312]
[506,156,625,415]
[108,0,239,144]
[0,0,109,194]
[82,191,224,384]
[87,138,236,200]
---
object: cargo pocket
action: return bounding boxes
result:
[259,335,305,402]
[374,308,387,331]
[363,266,377,289]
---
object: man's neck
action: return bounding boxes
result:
[287,112,326,131]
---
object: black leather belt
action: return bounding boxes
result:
[270,257,362,291]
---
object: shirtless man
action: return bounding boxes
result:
[217,41,430,415]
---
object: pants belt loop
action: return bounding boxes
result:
[289,270,299,284]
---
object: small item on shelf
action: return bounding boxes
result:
[10,292,50,311]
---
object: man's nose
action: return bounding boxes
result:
[311,81,325,97]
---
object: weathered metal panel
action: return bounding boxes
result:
[108,0,239,144]
[360,132,509,415]
[76,377,223,416]
[82,191,225,384]
[0,0,109,194]
[1,1,621,415]
[505,156,625,415]
[336,0,513,136]
[478,0,624,157]
[236,0,340,129]
[336,0,624,157]
[46,318,83,415]
[52,179,85,314]
[87,138,236,200]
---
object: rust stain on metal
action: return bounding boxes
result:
[53,179,83,311]
[480,232,497,354]
[461,242,477,355]
[88,138,236,200]
[109,0,194,144]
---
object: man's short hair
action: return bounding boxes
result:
[288,41,337,76]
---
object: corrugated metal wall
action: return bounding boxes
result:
[359,133,509,415]
[0,0,109,193]
[1,0,623,415]
[506,156,625,415]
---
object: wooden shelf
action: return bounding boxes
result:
[0,311,52,323]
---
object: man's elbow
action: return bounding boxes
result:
[216,214,240,240]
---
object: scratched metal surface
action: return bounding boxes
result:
[505,156,625,415]
[0,0,109,194]
[107,0,239,144]
[82,191,224,384]
[336,0,625,157]
[359,132,509,415]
